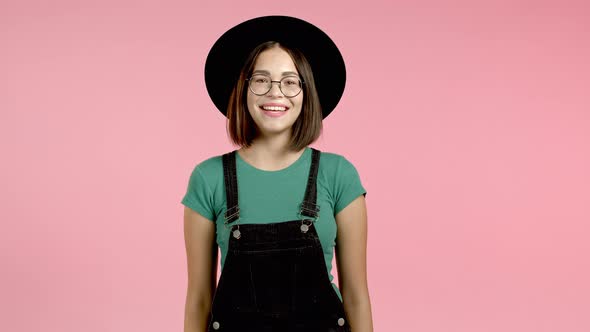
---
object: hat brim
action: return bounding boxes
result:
[204,15,346,119]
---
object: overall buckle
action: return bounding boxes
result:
[298,201,320,233]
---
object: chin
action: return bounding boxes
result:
[256,123,296,135]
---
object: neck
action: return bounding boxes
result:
[238,132,306,171]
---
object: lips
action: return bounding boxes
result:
[259,103,289,112]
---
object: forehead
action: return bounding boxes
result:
[252,47,298,74]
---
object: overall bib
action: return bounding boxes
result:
[207,148,351,332]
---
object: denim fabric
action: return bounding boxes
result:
[208,148,351,332]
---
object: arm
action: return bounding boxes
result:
[183,206,218,332]
[335,195,374,332]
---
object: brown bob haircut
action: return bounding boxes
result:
[226,41,323,152]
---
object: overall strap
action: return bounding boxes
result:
[222,150,240,225]
[299,148,321,220]
[222,148,321,224]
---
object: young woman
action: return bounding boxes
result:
[182,16,373,332]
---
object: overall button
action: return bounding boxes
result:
[300,224,309,233]
[337,317,345,326]
[232,229,241,239]
[212,321,220,330]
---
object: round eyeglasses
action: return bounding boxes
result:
[247,74,304,98]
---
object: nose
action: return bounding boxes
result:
[266,81,283,97]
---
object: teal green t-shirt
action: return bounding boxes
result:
[181,147,367,301]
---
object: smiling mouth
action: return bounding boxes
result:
[259,105,288,112]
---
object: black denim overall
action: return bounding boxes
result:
[207,148,351,332]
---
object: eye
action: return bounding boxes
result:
[283,77,300,86]
[252,75,270,83]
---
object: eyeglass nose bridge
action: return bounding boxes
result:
[267,80,283,95]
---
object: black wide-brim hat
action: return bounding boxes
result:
[205,15,346,120]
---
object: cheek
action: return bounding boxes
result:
[246,94,257,113]
[291,99,304,118]
[294,95,304,109]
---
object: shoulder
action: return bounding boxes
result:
[318,149,361,173]
[186,151,228,186]
[194,153,223,174]
[318,149,367,213]
[317,149,364,193]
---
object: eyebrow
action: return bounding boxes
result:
[252,70,300,77]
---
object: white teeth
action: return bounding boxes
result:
[261,106,287,112]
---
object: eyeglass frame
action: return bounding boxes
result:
[246,74,305,98]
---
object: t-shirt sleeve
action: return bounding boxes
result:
[333,156,367,215]
[181,165,215,222]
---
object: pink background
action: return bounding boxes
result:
[1,0,589,331]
